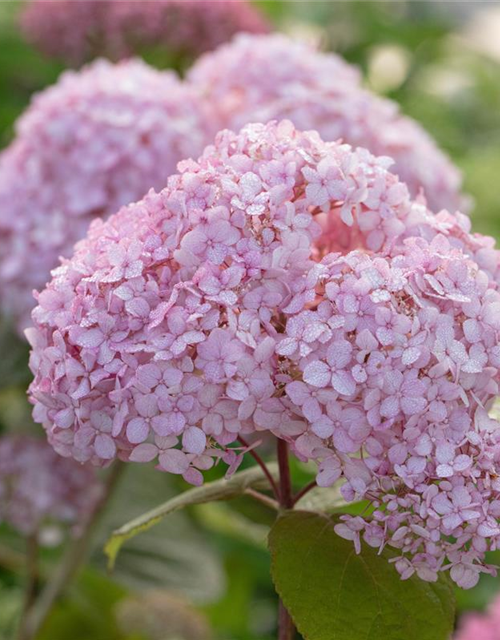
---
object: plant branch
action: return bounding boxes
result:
[22,461,124,640]
[244,488,280,511]
[238,436,280,500]
[17,532,39,640]
[292,480,317,506]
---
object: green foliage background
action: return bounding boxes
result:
[1,1,500,639]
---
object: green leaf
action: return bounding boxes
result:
[294,485,346,512]
[269,511,455,640]
[104,463,277,572]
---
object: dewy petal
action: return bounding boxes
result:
[331,371,356,396]
[303,361,331,388]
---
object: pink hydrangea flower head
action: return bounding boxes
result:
[21,0,270,66]
[286,242,500,589]
[27,121,500,586]
[0,58,210,332]
[455,594,500,640]
[0,435,101,539]
[188,33,466,214]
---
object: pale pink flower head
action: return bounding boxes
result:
[0,435,101,539]
[21,0,269,67]
[27,120,500,586]
[455,594,500,640]
[188,33,466,214]
[0,58,210,333]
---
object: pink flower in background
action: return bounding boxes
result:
[0,435,101,539]
[0,58,210,333]
[188,33,466,214]
[21,0,112,66]
[21,0,269,67]
[455,594,500,640]
[110,0,270,62]
[27,120,500,586]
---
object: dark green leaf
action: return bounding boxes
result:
[269,511,455,640]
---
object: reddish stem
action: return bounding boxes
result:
[238,436,280,500]
[277,439,293,509]
[292,480,317,506]
[276,439,295,640]
[279,600,295,640]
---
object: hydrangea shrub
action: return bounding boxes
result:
[21,0,269,66]
[28,121,500,589]
[0,58,210,332]
[188,33,466,213]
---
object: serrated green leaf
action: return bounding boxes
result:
[269,510,455,640]
[105,464,277,571]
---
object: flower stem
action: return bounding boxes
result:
[238,435,280,500]
[277,439,293,509]
[292,480,317,506]
[276,439,295,640]
[22,461,124,640]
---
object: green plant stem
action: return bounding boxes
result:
[17,531,39,640]
[277,439,295,640]
[22,461,124,640]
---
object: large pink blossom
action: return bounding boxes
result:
[28,121,500,586]
[455,594,500,640]
[0,435,101,539]
[0,58,210,332]
[21,0,269,67]
[188,33,465,214]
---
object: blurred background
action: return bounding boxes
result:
[1,1,500,639]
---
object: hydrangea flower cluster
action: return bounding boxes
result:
[21,0,269,66]
[0,58,209,332]
[0,435,101,539]
[455,594,500,640]
[28,121,500,587]
[188,33,465,214]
